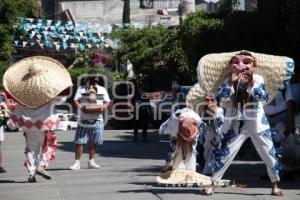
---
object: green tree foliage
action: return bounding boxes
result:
[113,25,189,90]
[113,26,166,75]
[0,60,9,90]
[111,71,126,82]
[0,0,41,60]
[160,28,189,83]
[113,26,166,90]
[179,11,223,80]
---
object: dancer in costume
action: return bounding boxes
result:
[201,51,283,196]
[157,107,213,187]
[160,107,204,173]
[4,56,72,182]
[198,94,224,176]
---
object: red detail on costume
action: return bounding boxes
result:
[35,120,44,129]
[17,118,24,127]
[11,115,17,121]
[23,130,58,170]
[24,120,33,129]
[11,115,60,130]
[42,131,57,161]
[45,120,55,129]
[24,160,31,168]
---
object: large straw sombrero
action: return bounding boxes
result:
[186,50,294,112]
[3,56,73,108]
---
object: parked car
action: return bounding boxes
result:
[56,113,78,131]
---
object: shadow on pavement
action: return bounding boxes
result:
[118,188,202,194]
[46,168,72,171]
[214,191,270,196]
[216,163,300,190]
[122,165,162,174]
[0,180,27,184]
[58,131,170,160]
[121,183,299,196]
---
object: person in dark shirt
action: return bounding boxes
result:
[131,81,151,141]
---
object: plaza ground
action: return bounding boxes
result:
[0,130,299,200]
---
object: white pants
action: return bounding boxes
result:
[212,120,280,183]
[25,130,44,176]
[173,144,197,172]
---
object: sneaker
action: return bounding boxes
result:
[70,160,80,170]
[0,167,7,173]
[88,159,100,169]
[36,167,51,180]
[27,175,36,183]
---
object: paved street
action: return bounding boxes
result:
[0,130,299,200]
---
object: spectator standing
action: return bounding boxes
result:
[0,92,12,173]
[70,70,110,170]
[131,81,150,142]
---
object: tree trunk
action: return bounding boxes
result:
[123,0,130,24]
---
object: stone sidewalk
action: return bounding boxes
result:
[0,130,299,200]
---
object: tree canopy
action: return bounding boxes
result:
[0,0,41,60]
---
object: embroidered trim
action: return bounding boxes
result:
[11,115,60,130]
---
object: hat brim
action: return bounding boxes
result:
[156,169,212,186]
[3,56,73,108]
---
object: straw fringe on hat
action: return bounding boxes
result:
[3,56,73,108]
[156,169,212,187]
[186,83,206,113]
[186,50,294,111]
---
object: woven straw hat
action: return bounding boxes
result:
[3,56,73,108]
[178,117,198,141]
[186,50,294,112]
[156,169,212,186]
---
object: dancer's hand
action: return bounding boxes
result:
[241,70,254,85]
[207,101,217,114]
[161,163,172,173]
[229,71,240,85]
